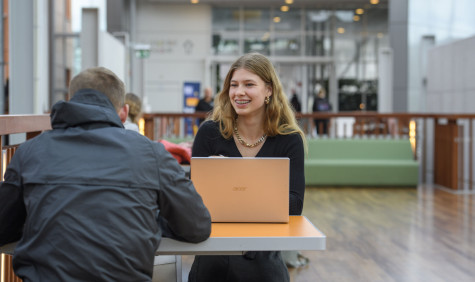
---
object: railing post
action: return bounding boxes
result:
[434,118,459,190]
[143,116,155,140]
[470,118,473,191]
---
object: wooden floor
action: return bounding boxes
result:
[181,185,475,282]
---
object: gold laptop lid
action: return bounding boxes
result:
[191,157,289,223]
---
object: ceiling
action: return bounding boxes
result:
[146,0,389,10]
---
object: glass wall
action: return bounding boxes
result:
[211,5,388,111]
[212,8,240,55]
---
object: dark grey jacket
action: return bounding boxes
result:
[0,89,211,282]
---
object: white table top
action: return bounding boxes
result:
[1,216,326,256]
[156,216,326,255]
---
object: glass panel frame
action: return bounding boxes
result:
[212,7,240,32]
[243,8,271,31]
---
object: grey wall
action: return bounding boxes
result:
[426,35,475,113]
[107,0,127,33]
[389,0,408,112]
[9,0,34,115]
[134,2,212,112]
[390,0,475,112]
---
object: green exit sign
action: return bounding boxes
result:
[135,50,150,59]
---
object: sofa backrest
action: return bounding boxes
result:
[306,139,415,160]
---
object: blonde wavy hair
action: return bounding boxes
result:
[125,93,143,124]
[211,52,306,148]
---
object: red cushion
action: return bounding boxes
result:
[158,139,192,164]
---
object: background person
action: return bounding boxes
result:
[123,92,143,132]
[290,88,301,113]
[312,86,332,135]
[195,86,214,125]
[188,53,306,282]
[0,67,211,282]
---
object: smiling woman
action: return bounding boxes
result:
[188,52,307,282]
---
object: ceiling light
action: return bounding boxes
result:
[274,17,281,23]
[353,15,360,21]
[285,0,294,4]
[355,8,364,15]
[281,6,289,12]
[337,27,345,34]
[370,0,379,4]
[190,0,199,4]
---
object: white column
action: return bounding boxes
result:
[34,0,50,114]
[9,0,34,114]
[389,0,409,112]
[301,64,308,113]
[378,47,393,113]
[81,8,99,69]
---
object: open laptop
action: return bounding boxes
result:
[190,157,289,223]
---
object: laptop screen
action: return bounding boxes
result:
[190,157,289,223]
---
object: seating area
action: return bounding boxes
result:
[158,136,420,187]
[304,138,419,187]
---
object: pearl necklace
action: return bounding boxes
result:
[233,125,267,148]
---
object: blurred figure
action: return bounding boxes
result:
[290,89,301,113]
[124,92,143,132]
[195,86,214,125]
[312,86,332,135]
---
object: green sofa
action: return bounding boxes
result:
[304,138,419,186]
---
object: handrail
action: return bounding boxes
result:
[143,111,475,120]
[141,111,475,192]
[142,111,475,140]
[1,114,52,179]
[1,112,474,192]
[0,114,51,135]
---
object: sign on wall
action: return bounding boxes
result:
[183,82,200,136]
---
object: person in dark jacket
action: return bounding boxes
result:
[0,67,211,282]
[312,86,332,135]
[290,89,301,113]
[195,86,214,125]
[188,53,306,282]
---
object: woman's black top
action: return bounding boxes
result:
[188,120,305,282]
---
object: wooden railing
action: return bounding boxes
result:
[1,115,52,179]
[143,112,475,192]
[142,112,430,140]
[142,112,206,141]
[1,114,51,282]
[2,112,474,191]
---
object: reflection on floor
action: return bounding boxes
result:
[181,185,475,282]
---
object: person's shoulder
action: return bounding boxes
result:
[312,98,318,108]
[268,133,304,156]
[199,120,219,131]
[195,120,222,143]
[273,132,303,146]
[124,122,139,132]
[279,131,302,140]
